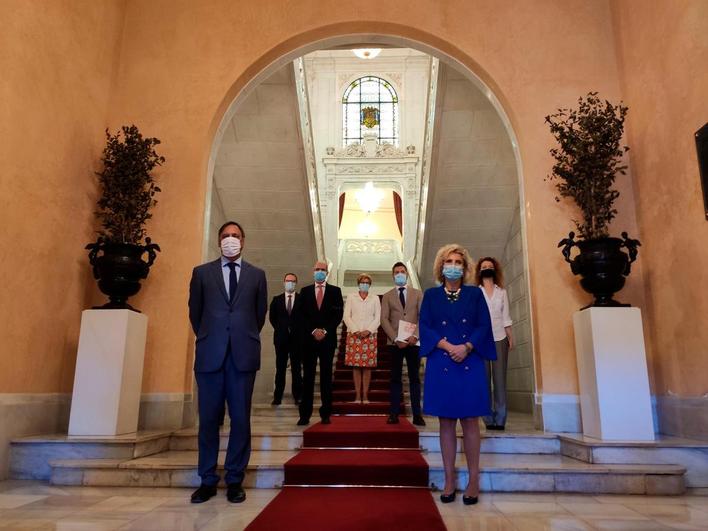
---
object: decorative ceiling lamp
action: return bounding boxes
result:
[352,48,382,60]
[355,181,385,214]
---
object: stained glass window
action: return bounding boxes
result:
[342,76,398,146]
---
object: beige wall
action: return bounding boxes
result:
[0,0,126,393]
[105,0,646,397]
[611,0,708,435]
[10,0,700,416]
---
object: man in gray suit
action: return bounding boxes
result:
[188,221,267,504]
[380,262,425,426]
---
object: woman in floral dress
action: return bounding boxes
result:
[343,273,381,403]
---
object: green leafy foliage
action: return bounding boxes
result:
[545,92,629,240]
[95,125,165,244]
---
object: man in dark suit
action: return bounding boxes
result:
[188,221,267,504]
[268,272,302,406]
[295,261,343,425]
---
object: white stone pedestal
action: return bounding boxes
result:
[573,307,654,441]
[68,310,147,436]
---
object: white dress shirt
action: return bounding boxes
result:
[343,292,381,334]
[220,255,242,294]
[481,284,513,341]
[284,292,296,311]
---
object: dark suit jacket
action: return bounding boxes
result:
[295,283,343,351]
[188,258,268,373]
[269,292,299,350]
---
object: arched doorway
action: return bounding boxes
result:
[201,32,537,419]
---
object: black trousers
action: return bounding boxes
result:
[299,343,334,421]
[273,342,302,402]
[389,344,422,416]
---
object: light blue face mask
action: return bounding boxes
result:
[314,270,327,283]
[442,265,464,281]
[359,283,370,293]
[393,273,407,286]
[284,281,297,293]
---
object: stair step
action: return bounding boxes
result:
[48,450,686,494]
[284,449,429,487]
[332,402,403,415]
[333,379,389,390]
[334,369,390,380]
[425,453,686,495]
[302,416,420,449]
[332,389,392,401]
[9,431,172,481]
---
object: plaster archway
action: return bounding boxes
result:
[201,25,539,411]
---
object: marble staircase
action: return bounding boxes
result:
[9,409,703,495]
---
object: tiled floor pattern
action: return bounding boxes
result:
[0,481,706,530]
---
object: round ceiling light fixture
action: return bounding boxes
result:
[352,48,382,60]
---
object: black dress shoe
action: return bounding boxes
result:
[386,414,399,424]
[226,483,246,503]
[294,398,301,405]
[440,491,456,503]
[321,417,331,424]
[271,398,281,406]
[463,495,479,505]
[296,418,309,426]
[190,484,217,504]
[487,425,504,431]
[412,415,426,426]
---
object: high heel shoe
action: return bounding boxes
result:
[440,491,456,503]
[462,495,478,505]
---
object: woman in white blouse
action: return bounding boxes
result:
[476,257,514,430]
[343,273,381,403]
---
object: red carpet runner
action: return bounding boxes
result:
[246,320,445,530]
[245,416,445,530]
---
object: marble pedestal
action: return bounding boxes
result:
[573,307,654,441]
[68,310,148,436]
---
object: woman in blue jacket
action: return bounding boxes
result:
[419,244,496,505]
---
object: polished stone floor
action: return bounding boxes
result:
[0,480,707,530]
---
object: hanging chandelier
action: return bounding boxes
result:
[355,182,385,214]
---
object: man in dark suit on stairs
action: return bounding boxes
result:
[269,272,302,406]
[295,260,343,426]
[187,221,268,504]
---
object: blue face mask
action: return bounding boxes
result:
[393,273,407,286]
[284,281,297,293]
[442,265,464,281]
[359,283,370,293]
[314,270,327,283]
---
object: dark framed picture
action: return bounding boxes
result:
[696,123,708,220]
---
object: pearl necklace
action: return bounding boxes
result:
[444,287,461,302]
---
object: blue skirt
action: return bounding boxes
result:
[422,350,491,419]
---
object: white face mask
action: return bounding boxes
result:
[220,236,241,258]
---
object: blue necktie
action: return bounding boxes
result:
[227,262,238,301]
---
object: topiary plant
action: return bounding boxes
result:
[95,125,164,244]
[545,92,629,240]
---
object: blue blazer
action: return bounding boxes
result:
[419,285,496,418]
[188,258,268,373]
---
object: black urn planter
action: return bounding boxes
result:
[85,238,160,312]
[559,232,640,309]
